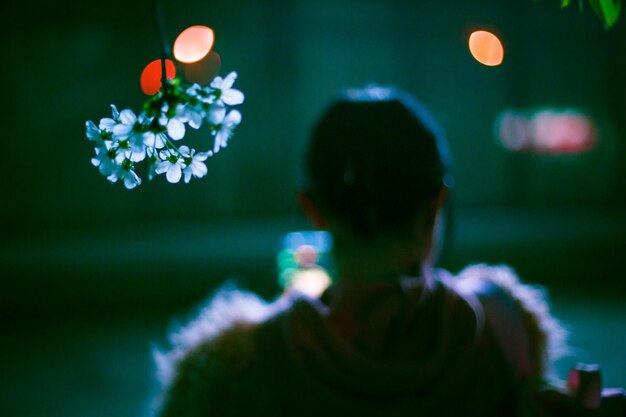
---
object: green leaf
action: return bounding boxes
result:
[561,0,572,8]
[588,0,621,28]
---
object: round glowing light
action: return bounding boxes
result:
[290,268,332,298]
[294,244,319,267]
[530,110,596,154]
[496,111,531,151]
[468,30,504,66]
[140,59,176,95]
[184,51,222,85]
[173,25,215,64]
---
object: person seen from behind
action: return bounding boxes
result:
[150,86,624,417]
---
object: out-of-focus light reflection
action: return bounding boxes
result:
[140,59,176,95]
[282,231,332,254]
[184,51,222,85]
[469,30,504,66]
[173,25,215,64]
[496,109,597,154]
[278,231,334,294]
[497,111,531,151]
[531,110,596,154]
[294,244,319,268]
[290,268,332,298]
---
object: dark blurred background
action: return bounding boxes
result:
[1,0,625,416]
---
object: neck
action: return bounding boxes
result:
[333,238,428,283]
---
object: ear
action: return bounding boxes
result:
[297,191,329,229]
[420,186,450,266]
[436,186,449,209]
[422,186,449,230]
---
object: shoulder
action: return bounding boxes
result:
[450,264,567,378]
[151,284,292,417]
[453,263,549,317]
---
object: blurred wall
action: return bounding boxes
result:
[2,0,625,237]
[2,0,625,315]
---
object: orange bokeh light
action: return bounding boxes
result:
[140,59,176,95]
[173,25,215,64]
[469,30,504,66]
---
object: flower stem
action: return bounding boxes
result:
[155,0,169,86]
[165,136,182,155]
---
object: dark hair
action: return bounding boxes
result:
[303,86,452,239]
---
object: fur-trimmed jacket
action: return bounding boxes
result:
[150,264,566,417]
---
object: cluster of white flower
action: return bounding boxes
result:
[86,72,244,189]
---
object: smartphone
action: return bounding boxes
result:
[276,230,334,297]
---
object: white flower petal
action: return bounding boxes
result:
[194,152,209,162]
[225,109,242,125]
[214,130,227,153]
[110,105,120,120]
[124,171,141,189]
[114,152,126,163]
[155,161,170,175]
[167,119,185,140]
[208,106,226,125]
[142,132,155,147]
[186,83,201,95]
[86,121,100,140]
[183,167,193,183]
[113,124,133,139]
[166,164,182,183]
[123,178,137,189]
[178,145,190,155]
[210,76,224,89]
[146,132,167,149]
[130,148,146,162]
[155,133,167,149]
[175,104,187,120]
[119,109,136,125]
[100,158,117,176]
[130,134,145,148]
[221,89,244,106]
[192,161,208,178]
[148,164,158,180]
[189,111,203,129]
[221,72,237,90]
[107,172,120,183]
[99,118,116,130]
[198,93,214,105]
[138,113,151,124]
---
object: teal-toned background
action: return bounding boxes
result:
[2,0,625,416]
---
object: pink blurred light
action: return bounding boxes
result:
[496,109,596,154]
[294,244,319,267]
[530,111,596,154]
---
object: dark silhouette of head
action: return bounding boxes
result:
[302,85,452,247]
